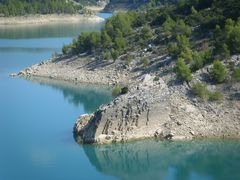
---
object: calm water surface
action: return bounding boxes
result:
[0,15,240,180]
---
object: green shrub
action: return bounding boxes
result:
[102,51,111,61]
[153,76,160,81]
[126,54,134,65]
[175,58,192,82]
[112,86,122,96]
[179,47,193,63]
[111,49,119,60]
[220,44,230,59]
[192,82,209,100]
[167,43,179,57]
[121,86,129,94]
[62,44,72,54]
[210,60,227,83]
[209,92,224,101]
[192,82,224,101]
[191,51,204,71]
[141,58,150,66]
[141,25,153,40]
[112,86,129,96]
[233,68,240,81]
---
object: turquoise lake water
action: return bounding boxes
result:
[0,14,240,180]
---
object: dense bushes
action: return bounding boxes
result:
[63,12,134,60]
[214,18,240,56]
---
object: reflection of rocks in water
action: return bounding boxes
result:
[27,77,112,113]
[82,140,240,180]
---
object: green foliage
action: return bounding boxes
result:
[210,60,227,83]
[141,57,150,66]
[105,12,133,37]
[162,16,192,37]
[0,0,82,16]
[114,29,126,53]
[233,68,240,81]
[220,44,230,59]
[74,32,101,53]
[62,44,73,54]
[191,6,198,14]
[121,86,129,94]
[168,35,193,63]
[167,43,178,57]
[162,16,175,36]
[102,50,111,61]
[112,85,129,96]
[153,76,160,81]
[192,82,224,101]
[209,92,224,101]
[175,58,192,82]
[179,47,193,63]
[111,49,119,60]
[101,30,112,48]
[214,18,240,55]
[112,86,122,96]
[141,25,153,40]
[126,54,134,65]
[192,82,209,100]
[191,51,205,71]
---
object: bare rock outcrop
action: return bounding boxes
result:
[74,74,240,144]
[74,77,172,143]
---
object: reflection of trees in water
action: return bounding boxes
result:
[61,85,112,113]
[30,77,112,113]
[0,23,103,39]
[83,140,240,180]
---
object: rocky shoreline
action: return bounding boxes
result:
[16,54,240,144]
[0,14,104,26]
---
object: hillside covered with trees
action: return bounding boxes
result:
[0,0,83,16]
[63,0,240,101]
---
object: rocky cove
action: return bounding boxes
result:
[17,52,240,144]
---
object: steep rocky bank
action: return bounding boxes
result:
[17,53,240,144]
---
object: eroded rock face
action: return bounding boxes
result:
[74,78,172,144]
[74,75,240,144]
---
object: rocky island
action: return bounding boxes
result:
[17,0,240,144]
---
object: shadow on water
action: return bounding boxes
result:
[82,139,240,180]
[27,77,113,113]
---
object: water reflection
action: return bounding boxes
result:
[0,22,103,39]
[0,47,59,53]
[27,77,112,113]
[83,139,240,180]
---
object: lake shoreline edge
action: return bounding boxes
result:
[0,14,104,26]
[15,53,240,144]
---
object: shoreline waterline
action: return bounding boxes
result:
[0,14,104,26]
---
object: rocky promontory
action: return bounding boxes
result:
[17,52,240,144]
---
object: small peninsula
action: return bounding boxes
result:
[0,0,106,25]
[17,0,240,144]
